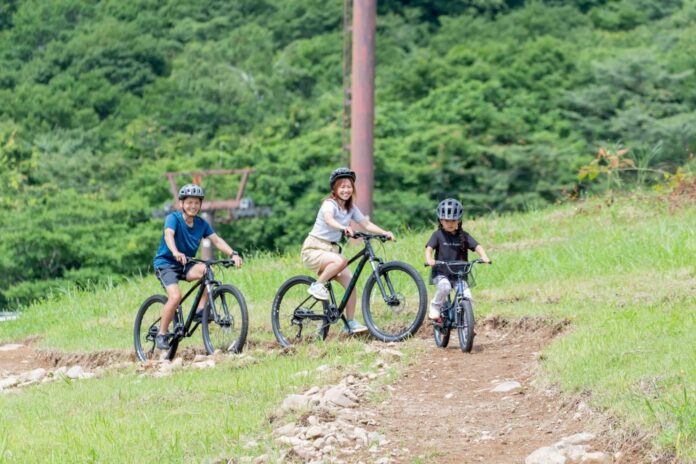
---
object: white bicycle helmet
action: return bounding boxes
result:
[178,184,205,200]
[437,198,464,220]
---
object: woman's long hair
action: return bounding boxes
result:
[324,178,356,211]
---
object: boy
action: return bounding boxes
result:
[152,184,242,349]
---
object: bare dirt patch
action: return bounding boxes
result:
[362,316,651,463]
[0,338,133,374]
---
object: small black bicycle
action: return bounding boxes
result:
[271,232,427,347]
[426,259,491,353]
[134,258,248,361]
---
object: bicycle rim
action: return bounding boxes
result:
[457,300,475,353]
[272,276,329,348]
[363,262,427,342]
[134,295,179,361]
[203,285,248,354]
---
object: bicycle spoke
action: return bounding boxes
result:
[362,263,426,342]
[272,276,330,348]
[203,285,248,354]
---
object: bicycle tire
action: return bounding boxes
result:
[457,299,475,353]
[433,323,450,348]
[271,275,329,348]
[362,261,427,342]
[134,294,179,361]
[202,284,249,354]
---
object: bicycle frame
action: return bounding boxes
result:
[433,260,480,328]
[171,259,225,339]
[314,233,394,325]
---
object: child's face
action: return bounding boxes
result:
[334,179,354,201]
[181,197,202,216]
[440,219,459,233]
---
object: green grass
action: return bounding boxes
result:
[1,192,695,462]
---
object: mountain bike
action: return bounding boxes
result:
[271,232,427,347]
[134,258,248,361]
[426,259,491,353]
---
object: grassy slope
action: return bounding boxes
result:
[0,193,694,461]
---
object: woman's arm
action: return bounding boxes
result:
[358,218,395,241]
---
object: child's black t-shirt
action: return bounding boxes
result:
[425,229,479,281]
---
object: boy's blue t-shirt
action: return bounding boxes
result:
[153,212,214,269]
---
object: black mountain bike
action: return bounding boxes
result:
[272,232,427,347]
[426,259,491,353]
[134,258,249,361]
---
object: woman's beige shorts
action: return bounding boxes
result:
[301,235,340,273]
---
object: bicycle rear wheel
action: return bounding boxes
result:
[362,262,427,342]
[457,299,475,353]
[202,284,248,354]
[272,276,330,348]
[133,295,179,361]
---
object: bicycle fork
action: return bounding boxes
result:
[369,261,400,306]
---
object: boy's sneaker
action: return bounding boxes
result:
[155,333,171,350]
[341,319,368,335]
[308,282,329,301]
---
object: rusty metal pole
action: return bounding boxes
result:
[200,211,214,260]
[351,0,376,219]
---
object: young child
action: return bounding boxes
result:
[152,183,242,350]
[301,167,395,334]
[425,198,490,322]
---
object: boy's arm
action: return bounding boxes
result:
[474,244,491,263]
[164,229,187,264]
[425,246,436,267]
[208,233,242,268]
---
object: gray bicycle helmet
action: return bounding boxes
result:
[329,167,356,188]
[437,198,464,220]
[178,184,205,200]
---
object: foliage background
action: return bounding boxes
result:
[1,0,695,308]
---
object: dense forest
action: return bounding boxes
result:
[1,0,695,309]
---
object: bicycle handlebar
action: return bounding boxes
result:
[423,259,492,272]
[187,257,238,268]
[349,231,392,242]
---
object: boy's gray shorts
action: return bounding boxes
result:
[155,262,196,289]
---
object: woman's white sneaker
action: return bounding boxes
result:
[308,282,329,300]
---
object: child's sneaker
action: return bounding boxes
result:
[341,319,368,334]
[308,282,329,300]
[428,304,441,320]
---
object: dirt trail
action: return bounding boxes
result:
[361,317,648,463]
[0,318,651,463]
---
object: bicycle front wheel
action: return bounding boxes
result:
[457,299,475,353]
[433,322,450,348]
[202,284,249,354]
[133,294,179,362]
[362,262,427,342]
[272,276,329,348]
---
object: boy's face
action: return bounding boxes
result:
[181,197,202,216]
[440,219,459,233]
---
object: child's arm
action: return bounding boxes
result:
[164,229,187,264]
[208,233,243,268]
[474,244,491,263]
[425,246,436,267]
